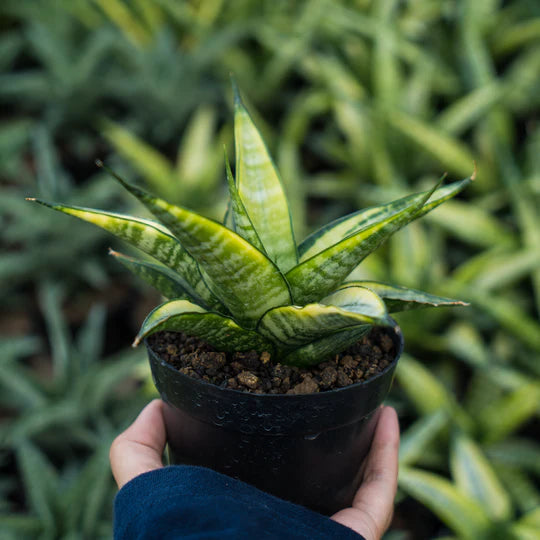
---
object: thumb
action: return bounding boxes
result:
[331,406,400,540]
[110,399,166,488]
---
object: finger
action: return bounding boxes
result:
[331,406,400,539]
[353,406,400,530]
[110,399,166,489]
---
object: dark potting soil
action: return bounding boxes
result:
[147,326,396,395]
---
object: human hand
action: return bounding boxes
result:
[331,406,400,540]
[110,400,399,540]
[110,399,166,489]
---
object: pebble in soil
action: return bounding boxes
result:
[147,327,396,395]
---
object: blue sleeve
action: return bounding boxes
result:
[114,465,364,540]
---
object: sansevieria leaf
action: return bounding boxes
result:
[108,249,192,302]
[286,179,444,304]
[134,299,274,352]
[110,176,292,327]
[340,281,468,312]
[28,200,219,308]
[298,176,472,261]
[282,326,373,367]
[234,84,298,273]
[399,467,491,540]
[30,87,471,368]
[258,286,390,348]
[451,432,512,521]
[224,151,265,252]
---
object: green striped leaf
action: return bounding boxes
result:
[102,119,175,199]
[223,198,233,229]
[451,432,512,521]
[399,467,491,540]
[224,151,265,252]
[108,249,192,301]
[385,109,477,178]
[286,179,446,304]
[479,383,540,443]
[110,177,292,327]
[281,325,373,367]
[298,177,472,262]
[234,84,298,272]
[396,355,457,416]
[28,199,219,309]
[399,410,449,466]
[258,286,390,349]
[134,299,273,352]
[342,281,468,312]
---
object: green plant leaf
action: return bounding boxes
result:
[451,432,513,521]
[400,410,449,466]
[287,178,447,304]
[258,286,390,349]
[27,199,219,308]
[281,325,373,367]
[396,354,471,431]
[224,151,265,252]
[485,438,540,476]
[233,84,298,272]
[134,299,274,352]
[399,467,491,540]
[385,109,477,178]
[495,465,540,515]
[298,177,471,262]
[102,119,174,198]
[110,174,292,327]
[427,200,515,247]
[16,443,59,538]
[512,507,540,539]
[342,281,468,312]
[176,105,220,190]
[109,249,194,301]
[479,383,540,444]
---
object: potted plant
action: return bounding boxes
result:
[28,87,471,515]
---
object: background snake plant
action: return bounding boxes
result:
[29,88,470,367]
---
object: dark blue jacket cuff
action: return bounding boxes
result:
[114,465,364,539]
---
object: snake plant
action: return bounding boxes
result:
[28,89,471,367]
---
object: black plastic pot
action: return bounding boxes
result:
[147,325,404,515]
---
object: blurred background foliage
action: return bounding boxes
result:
[0,0,539,538]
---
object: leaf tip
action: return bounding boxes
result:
[95,159,104,168]
[230,75,242,108]
[471,161,477,181]
[25,197,36,202]
[132,336,141,348]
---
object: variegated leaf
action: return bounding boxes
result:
[134,299,273,352]
[234,84,298,272]
[339,281,468,312]
[281,326,372,367]
[286,180,444,304]
[109,249,191,301]
[224,151,265,252]
[399,468,491,540]
[110,176,292,327]
[223,198,233,229]
[258,286,390,349]
[451,433,512,521]
[102,119,175,199]
[28,199,220,309]
[298,177,471,261]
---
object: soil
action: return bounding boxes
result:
[147,326,396,395]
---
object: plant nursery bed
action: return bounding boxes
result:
[147,326,396,394]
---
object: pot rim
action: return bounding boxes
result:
[145,324,404,400]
